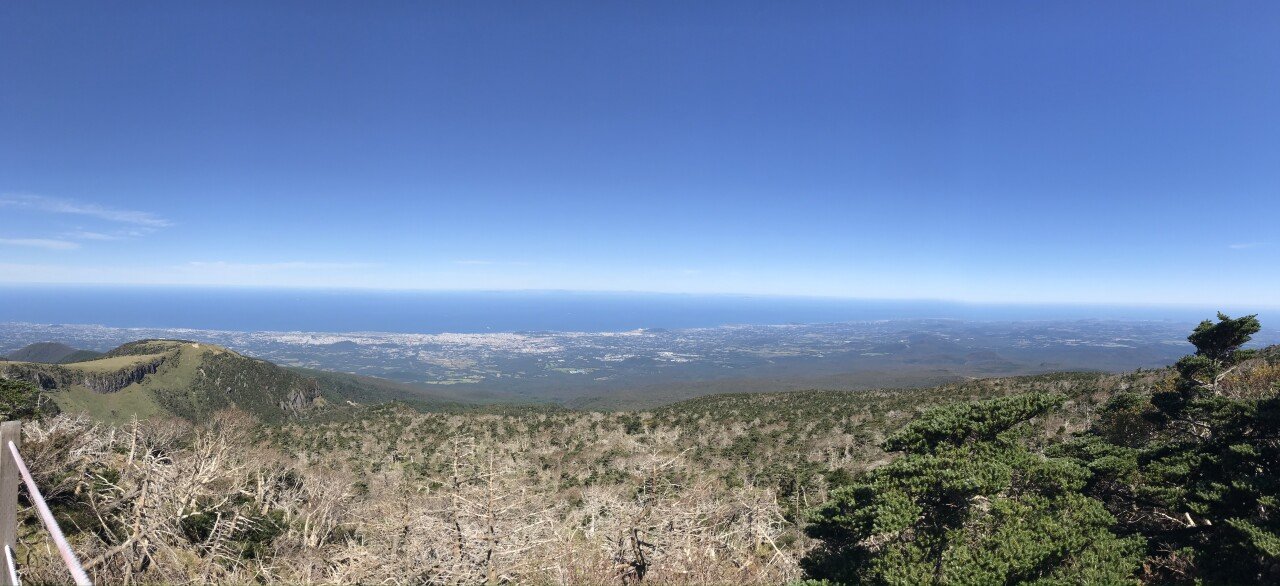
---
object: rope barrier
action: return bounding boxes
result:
[6,441,91,586]
[3,546,17,586]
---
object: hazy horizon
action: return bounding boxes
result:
[2,285,1274,335]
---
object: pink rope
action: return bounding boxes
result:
[4,545,18,585]
[6,441,91,585]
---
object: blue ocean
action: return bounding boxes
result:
[0,285,1258,333]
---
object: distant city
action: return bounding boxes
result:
[7,317,1264,407]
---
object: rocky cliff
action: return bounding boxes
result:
[0,356,165,394]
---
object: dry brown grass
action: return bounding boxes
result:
[14,411,801,585]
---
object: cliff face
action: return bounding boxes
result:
[0,362,67,390]
[0,356,166,394]
[280,380,321,416]
[82,360,164,393]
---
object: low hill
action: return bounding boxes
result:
[290,367,477,410]
[0,339,456,424]
[4,342,104,364]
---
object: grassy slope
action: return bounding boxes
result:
[65,353,167,372]
[52,383,164,423]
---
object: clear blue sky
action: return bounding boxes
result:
[2,1,1277,305]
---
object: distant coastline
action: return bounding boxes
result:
[0,285,1265,334]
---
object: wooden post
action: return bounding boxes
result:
[0,420,20,586]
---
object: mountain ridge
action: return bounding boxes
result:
[0,339,458,423]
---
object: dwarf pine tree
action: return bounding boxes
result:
[1062,313,1280,583]
[1153,312,1261,424]
[802,393,1141,585]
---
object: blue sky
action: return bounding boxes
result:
[1,1,1278,305]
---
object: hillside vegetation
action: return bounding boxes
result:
[292,366,476,411]
[2,340,342,423]
[3,341,103,364]
[0,316,1276,584]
